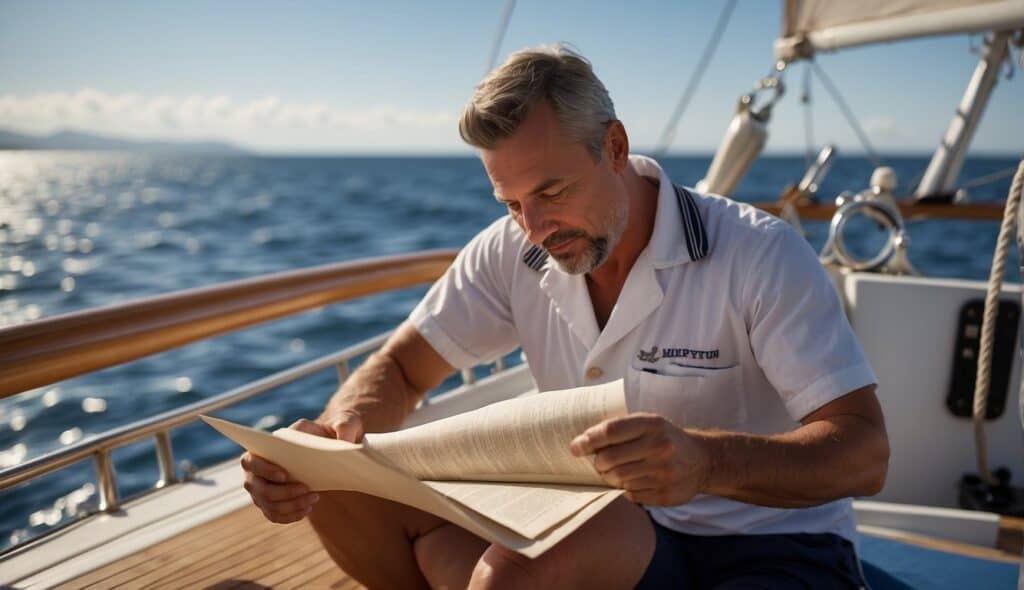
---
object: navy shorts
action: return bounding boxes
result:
[636,518,866,589]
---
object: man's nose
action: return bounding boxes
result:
[520,201,555,245]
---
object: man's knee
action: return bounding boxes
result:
[468,498,655,589]
[306,491,442,590]
[307,491,389,567]
[307,490,369,529]
[470,545,546,590]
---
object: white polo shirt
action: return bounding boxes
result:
[409,155,876,542]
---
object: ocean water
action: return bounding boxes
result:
[0,152,1019,550]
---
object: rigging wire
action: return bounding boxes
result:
[809,60,884,168]
[485,0,518,74]
[654,0,737,157]
[959,164,1023,190]
[801,60,815,168]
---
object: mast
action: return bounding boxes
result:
[914,32,1013,200]
[694,1,1024,200]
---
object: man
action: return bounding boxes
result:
[241,45,888,589]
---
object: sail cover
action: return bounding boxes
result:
[776,0,1024,60]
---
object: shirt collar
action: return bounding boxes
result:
[522,155,711,276]
[630,155,710,268]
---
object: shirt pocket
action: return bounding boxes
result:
[625,364,746,429]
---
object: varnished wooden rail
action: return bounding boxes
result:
[0,249,457,399]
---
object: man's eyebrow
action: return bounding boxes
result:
[493,177,566,201]
[527,177,565,196]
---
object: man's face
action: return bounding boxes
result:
[481,102,627,275]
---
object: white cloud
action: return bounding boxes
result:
[862,116,903,139]
[0,89,455,143]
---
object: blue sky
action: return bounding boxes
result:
[1,0,1020,154]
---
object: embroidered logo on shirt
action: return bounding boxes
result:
[636,346,720,363]
[637,346,661,362]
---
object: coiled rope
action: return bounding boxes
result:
[974,159,1024,485]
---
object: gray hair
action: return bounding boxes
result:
[459,44,616,160]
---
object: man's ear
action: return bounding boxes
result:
[604,120,629,173]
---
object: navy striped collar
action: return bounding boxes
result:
[522,244,548,271]
[671,183,709,264]
[633,155,710,267]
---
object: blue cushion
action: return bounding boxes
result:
[859,535,1019,589]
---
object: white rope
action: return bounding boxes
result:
[974,160,1024,485]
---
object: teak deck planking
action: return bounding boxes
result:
[62,505,358,589]
[63,504,1024,588]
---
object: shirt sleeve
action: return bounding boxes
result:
[408,219,520,370]
[743,225,877,421]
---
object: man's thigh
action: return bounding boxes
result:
[635,521,865,590]
[707,532,864,590]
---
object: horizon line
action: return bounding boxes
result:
[4,147,1021,159]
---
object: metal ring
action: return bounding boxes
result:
[828,199,903,271]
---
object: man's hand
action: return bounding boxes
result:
[570,413,711,506]
[241,411,365,523]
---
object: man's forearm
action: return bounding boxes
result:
[319,349,424,433]
[317,321,454,434]
[694,414,889,508]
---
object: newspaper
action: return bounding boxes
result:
[202,379,626,558]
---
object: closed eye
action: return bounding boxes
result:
[540,186,569,200]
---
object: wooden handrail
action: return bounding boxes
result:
[0,249,457,399]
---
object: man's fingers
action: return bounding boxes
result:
[593,435,661,472]
[246,477,312,503]
[256,491,319,515]
[571,413,662,456]
[327,411,365,443]
[242,423,326,527]
[625,489,674,506]
[619,475,659,492]
[262,504,315,524]
[600,460,657,487]
[244,474,319,517]
[292,411,365,443]
[290,418,333,438]
[240,452,289,483]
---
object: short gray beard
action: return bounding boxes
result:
[546,198,629,275]
[550,235,609,275]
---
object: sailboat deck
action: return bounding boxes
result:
[59,502,1023,589]
[61,505,362,589]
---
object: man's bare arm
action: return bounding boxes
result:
[572,385,890,508]
[695,385,890,507]
[241,320,454,523]
[316,320,456,436]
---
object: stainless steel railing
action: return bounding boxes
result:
[0,249,472,557]
[0,331,392,511]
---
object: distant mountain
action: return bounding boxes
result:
[0,128,246,154]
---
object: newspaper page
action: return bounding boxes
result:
[202,379,627,556]
[364,379,626,484]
